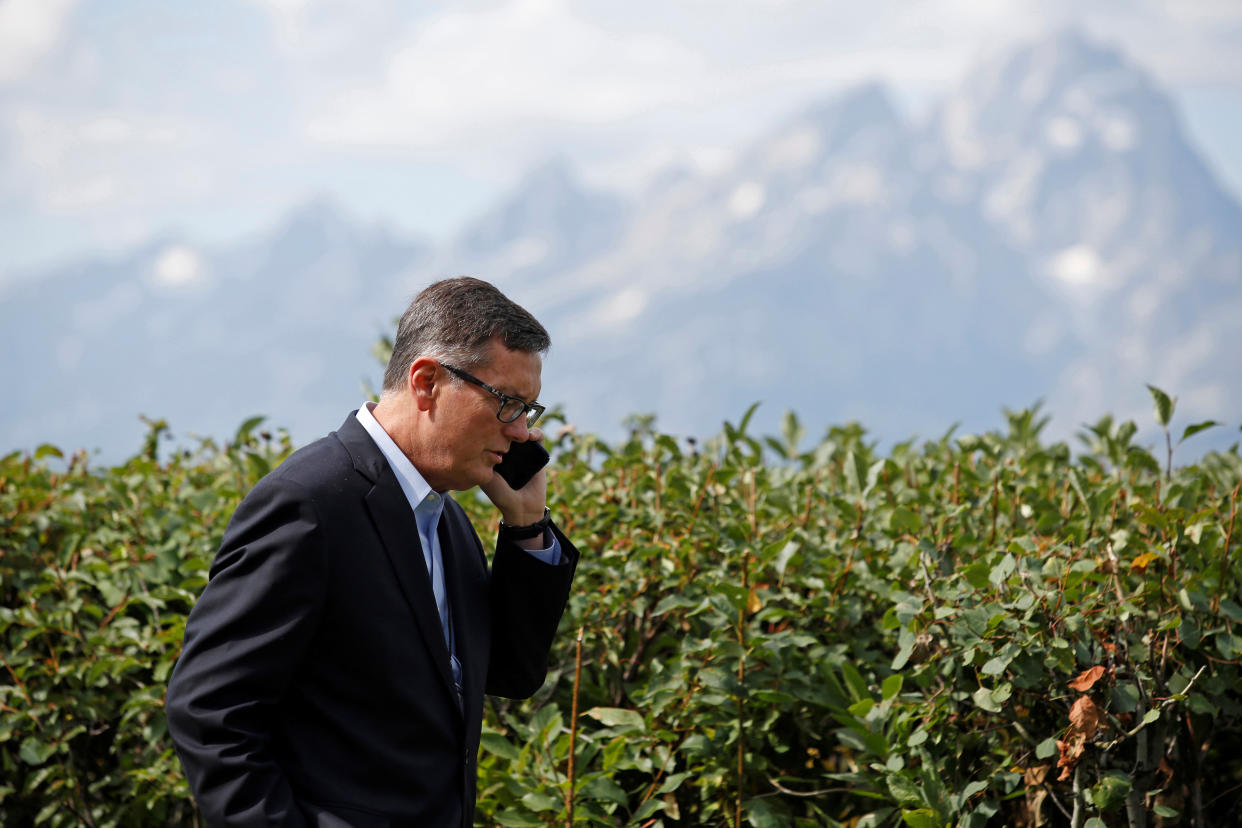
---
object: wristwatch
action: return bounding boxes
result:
[500,507,551,540]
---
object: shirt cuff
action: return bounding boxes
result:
[521,533,562,566]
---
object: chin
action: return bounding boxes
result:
[474,464,500,489]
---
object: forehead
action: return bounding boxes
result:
[477,342,542,399]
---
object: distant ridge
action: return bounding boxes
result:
[3,29,1238,460]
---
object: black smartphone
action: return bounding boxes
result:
[494,439,549,490]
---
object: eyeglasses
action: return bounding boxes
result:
[439,362,546,427]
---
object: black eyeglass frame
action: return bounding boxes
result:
[439,362,546,427]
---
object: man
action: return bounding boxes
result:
[165,277,579,827]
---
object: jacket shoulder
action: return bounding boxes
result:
[247,428,366,506]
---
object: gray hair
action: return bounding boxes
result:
[381,276,550,392]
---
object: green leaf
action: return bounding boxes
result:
[582,776,629,805]
[901,808,941,828]
[1146,384,1175,427]
[1112,683,1140,713]
[736,401,762,436]
[583,707,645,732]
[849,698,875,718]
[1215,633,1242,660]
[520,792,562,812]
[1179,420,1219,444]
[881,673,903,701]
[658,771,693,793]
[891,507,923,534]
[1036,737,1057,759]
[652,594,702,615]
[33,444,64,460]
[780,410,804,455]
[957,780,988,804]
[962,563,991,590]
[892,638,914,671]
[887,774,925,807]
[774,540,800,578]
[1090,772,1131,812]
[493,811,545,827]
[233,415,267,444]
[840,662,869,702]
[745,796,788,828]
[479,731,520,761]
[980,656,1009,676]
[972,687,1002,713]
[633,797,664,821]
[19,737,55,766]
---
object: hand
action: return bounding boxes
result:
[480,427,548,528]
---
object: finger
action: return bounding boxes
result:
[528,426,544,443]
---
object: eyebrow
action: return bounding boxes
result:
[487,377,539,404]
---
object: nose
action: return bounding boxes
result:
[501,416,529,443]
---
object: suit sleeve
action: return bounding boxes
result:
[165,477,327,827]
[485,521,579,699]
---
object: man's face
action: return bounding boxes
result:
[423,339,542,492]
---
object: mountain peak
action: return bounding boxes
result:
[516,156,578,193]
[929,27,1174,173]
[808,81,898,122]
[455,157,626,260]
[798,80,902,140]
[277,197,354,236]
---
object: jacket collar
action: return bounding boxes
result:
[334,411,465,717]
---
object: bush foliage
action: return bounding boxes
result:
[2,403,1240,827]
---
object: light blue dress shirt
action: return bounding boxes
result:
[354,402,561,693]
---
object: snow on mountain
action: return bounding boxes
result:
[923,29,1242,432]
[506,83,1051,440]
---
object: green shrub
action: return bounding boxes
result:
[1,419,292,827]
[2,404,1239,827]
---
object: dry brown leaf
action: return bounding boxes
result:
[1023,766,1051,828]
[1055,739,1078,781]
[746,586,762,615]
[1068,695,1102,734]
[1068,665,1106,692]
[1056,695,1103,780]
[1024,764,1050,786]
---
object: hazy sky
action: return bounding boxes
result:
[2,0,1240,280]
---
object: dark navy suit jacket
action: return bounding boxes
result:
[165,414,578,826]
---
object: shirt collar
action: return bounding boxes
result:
[355,401,444,526]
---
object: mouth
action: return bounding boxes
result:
[487,450,505,463]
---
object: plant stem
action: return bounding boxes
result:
[736,548,750,828]
[1213,482,1240,613]
[566,626,584,827]
[1071,763,1085,828]
[1165,427,1172,480]
[989,476,1000,547]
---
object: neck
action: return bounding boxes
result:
[371,395,419,467]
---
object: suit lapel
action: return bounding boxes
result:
[336,414,459,707]
[440,500,489,713]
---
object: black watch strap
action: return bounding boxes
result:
[500,507,551,540]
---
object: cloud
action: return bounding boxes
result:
[0,0,78,84]
[10,108,194,212]
[306,0,705,149]
[3,0,1241,279]
[149,244,207,288]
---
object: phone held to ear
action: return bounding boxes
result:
[494,439,550,490]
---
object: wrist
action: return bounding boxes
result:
[500,507,551,540]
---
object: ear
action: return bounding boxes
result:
[408,357,440,412]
